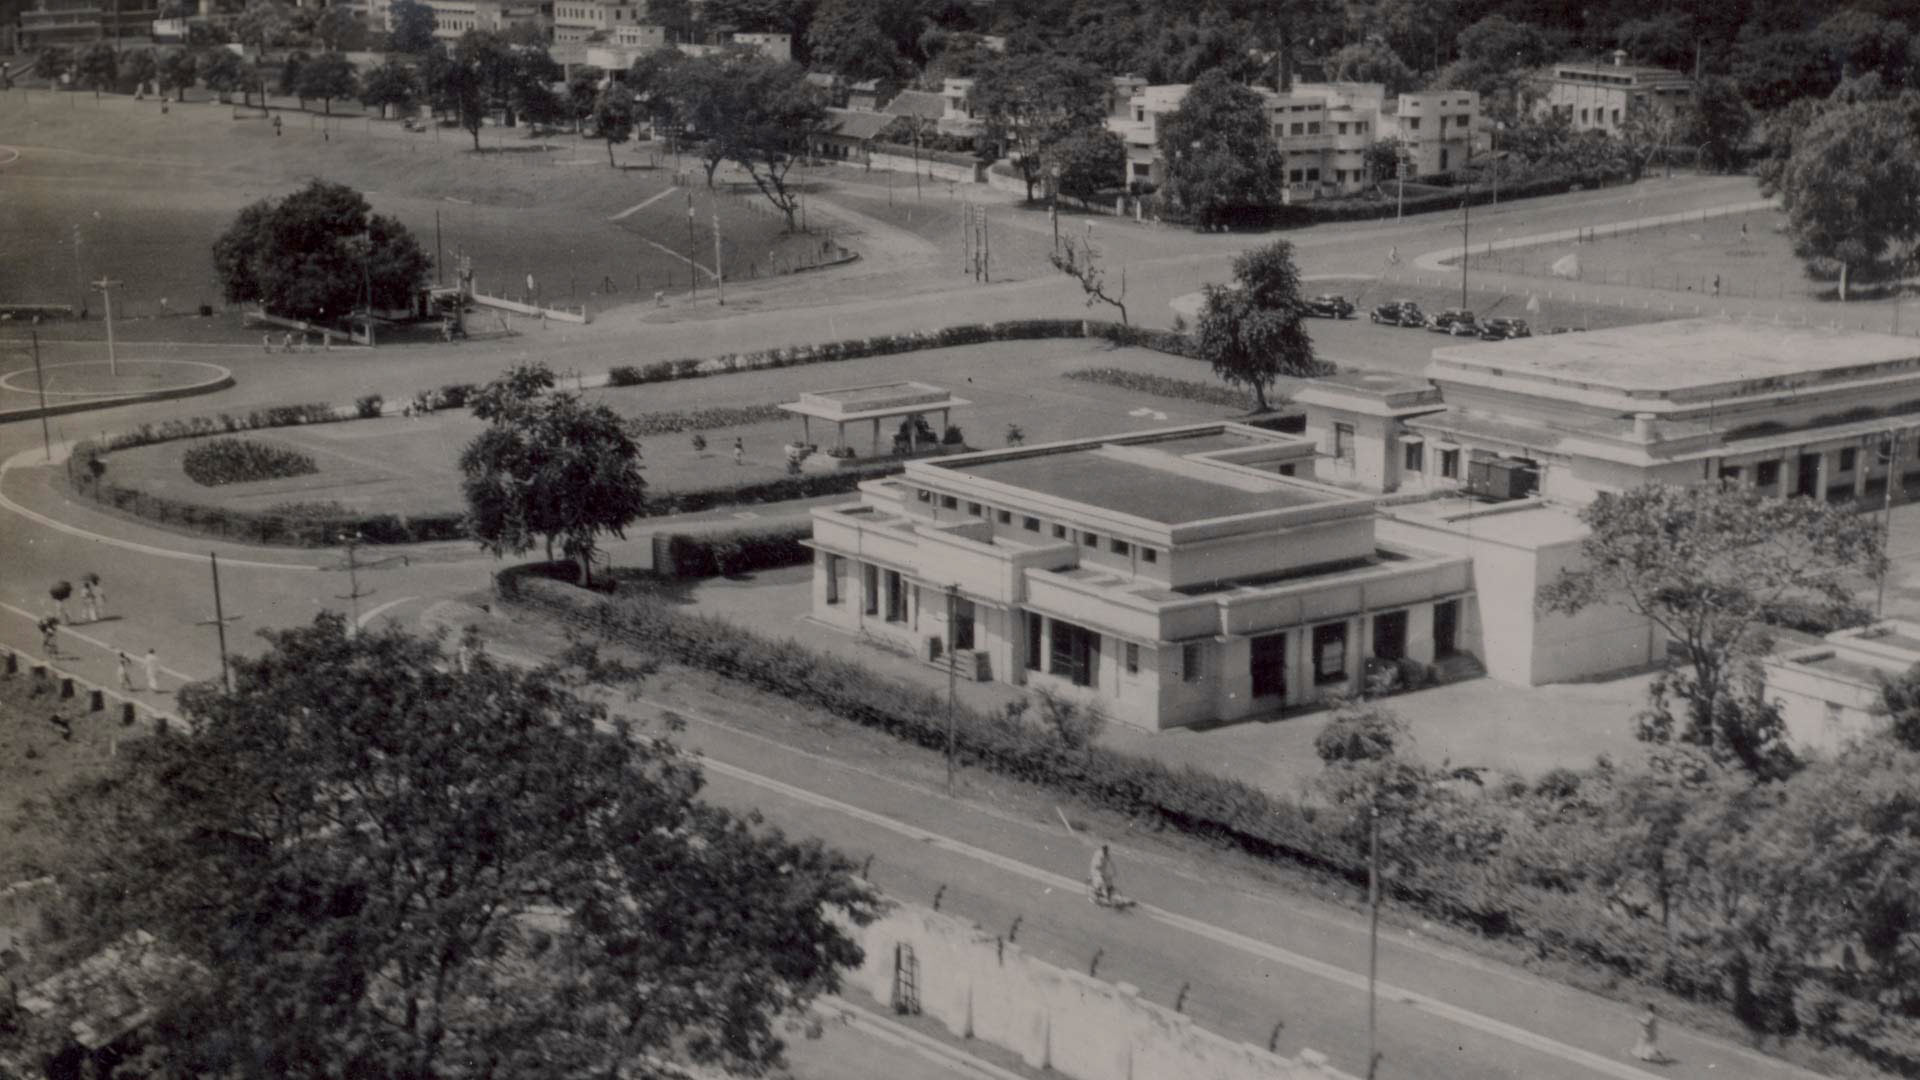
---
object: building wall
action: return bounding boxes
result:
[1762,663,1880,755]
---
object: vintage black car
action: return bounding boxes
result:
[1479,317,1532,340]
[1306,294,1355,319]
[1369,300,1422,326]
[1426,308,1474,333]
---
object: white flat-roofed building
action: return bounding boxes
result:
[1763,621,1920,753]
[805,424,1479,730]
[1537,50,1692,135]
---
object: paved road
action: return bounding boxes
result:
[0,171,1869,1079]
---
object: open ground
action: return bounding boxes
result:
[0,89,835,330]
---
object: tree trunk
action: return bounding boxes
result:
[577,550,592,589]
[607,138,615,168]
[1253,381,1269,412]
[1840,262,1850,302]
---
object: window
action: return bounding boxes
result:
[967,501,983,516]
[1289,122,1304,135]
[1840,448,1858,472]
[1307,122,1320,134]
[1052,523,1067,539]
[1306,168,1320,181]
[884,570,906,622]
[1142,547,1158,564]
[1125,643,1139,674]
[1250,633,1286,698]
[1110,538,1130,556]
[1181,642,1203,683]
[1279,464,1295,476]
[1023,516,1041,531]
[1440,448,1460,479]
[997,509,1012,524]
[1081,531,1098,547]
[1049,619,1098,687]
[1337,122,1348,135]
[940,495,958,509]
[825,555,842,605]
[1313,622,1348,685]
[1026,611,1043,670]
[1333,422,1355,461]
[1289,168,1304,182]
[1408,117,1420,131]
[1611,108,1620,125]
[1133,162,1150,177]
[1756,459,1781,487]
[863,563,879,615]
[1357,121,1367,134]
[1719,465,1742,485]
[1404,441,1425,473]
[1579,108,1588,124]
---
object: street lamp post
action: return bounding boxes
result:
[1367,802,1382,1080]
[1049,163,1062,253]
[90,275,122,376]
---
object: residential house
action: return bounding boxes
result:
[1536,50,1693,134]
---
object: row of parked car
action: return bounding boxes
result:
[1307,294,1584,341]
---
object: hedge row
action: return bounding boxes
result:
[1164,167,1628,229]
[655,524,814,579]
[94,403,346,454]
[601,318,1200,391]
[75,477,467,546]
[1064,367,1254,409]
[181,437,319,487]
[625,404,788,438]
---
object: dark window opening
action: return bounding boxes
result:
[1251,633,1286,698]
[1049,619,1099,687]
[1313,622,1348,685]
[884,571,906,623]
[1371,610,1408,662]
[1025,611,1043,670]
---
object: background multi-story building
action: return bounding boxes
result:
[1535,50,1693,134]
[552,0,645,44]
[19,0,159,47]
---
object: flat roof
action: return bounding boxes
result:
[1388,498,1589,547]
[1429,318,1920,402]
[946,442,1336,526]
[783,381,967,422]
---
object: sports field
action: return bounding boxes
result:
[0,88,827,333]
[98,339,1253,519]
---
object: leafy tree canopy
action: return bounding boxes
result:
[1778,100,1920,299]
[1158,69,1285,227]
[1193,239,1327,411]
[211,180,432,321]
[591,80,637,166]
[387,0,437,53]
[969,53,1108,201]
[32,613,873,1079]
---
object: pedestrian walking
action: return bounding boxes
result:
[282,331,294,353]
[263,332,274,353]
[1089,843,1115,905]
[1712,274,1721,297]
[117,650,133,690]
[79,579,98,622]
[38,617,58,657]
[143,648,160,693]
[733,437,745,466]
[1631,1003,1669,1064]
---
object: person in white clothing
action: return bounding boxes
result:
[143,648,161,693]
[1089,843,1116,905]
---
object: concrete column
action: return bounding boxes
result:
[1856,452,1871,498]
[873,418,882,454]
[1407,601,1436,665]
[1285,627,1307,708]
[1814,450,1831,500]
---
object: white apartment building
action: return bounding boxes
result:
[552,0,646,43]
[425,0,546,40]
[1107,80,1477,198]
[1536,50,1693,134]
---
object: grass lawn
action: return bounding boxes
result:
[98,340,1256,520]
[1463,207,1918,315]
[0,89,823,331]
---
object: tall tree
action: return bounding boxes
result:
[659,52,738,186]
[1193,239,1327,411]
[295,50,357,114]
[1328,39,1415,96]
[590,80,636,167]
[312,3,364,51]
[159,49,198,101]
[212,180,431,321]
[460,363,648,585]
[38,613,873,1079]
[123,49,158,95]
[1047,126,1124,208]
[77,43,117,98]
[565,66,603,133]
[1613,14,1696,73]
[805,0,910,81]
[387,0,437,53]
[1685,76,1751,174]
[358,55,419,119]
[199,48,245,103]
[1777,101,1920,299]
[35,45,71,87]
[724,59,828,229]
[232,0,295,50]
[1539,483,1883,776]
[1158,69,1286,228]
[969,53,1107,201]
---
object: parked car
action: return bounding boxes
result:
[1394,303,1426,327]
[1370,300,1420,325]
[1447,318,1482,337]
[1479,317,1531,341]
[1307,294,1355,319]
[1426,308,1474,333]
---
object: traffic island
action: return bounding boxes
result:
[0,359,233,425]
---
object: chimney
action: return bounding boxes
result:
[1612,49,1628,68]
[1633,413,1655,441]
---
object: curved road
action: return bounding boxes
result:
[0,166,1842,1080]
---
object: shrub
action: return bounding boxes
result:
[354,394,384,419]
[690,433,708,453]
[941,424,964,446]
[181,437,320,487]
[438,382,478,409]
[1064,367,1253,409]
[606,365,645,387]
[657,525,812,579]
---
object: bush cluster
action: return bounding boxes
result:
[655,525,813,579]
[596,319,1196,391]
[75,477,466,545]
[181,437,320,487]
[354,394,384,419]
[94,404,345,455]
[624,404,788,438]
[1064,367,1255,409]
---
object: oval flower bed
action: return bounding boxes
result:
[181,437,320,487]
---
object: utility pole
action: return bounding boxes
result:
[90,276,121,376]
[1880,430,1903,619]
[435,208,444,285]
[946,584,958,795]
[196,552,241,694]
[360,232,376,347]
[712,204,725,306]
[30,330,51,463]
[686,199,698,301]
[331,531,409,633]
[1460,177,1472,312]
[1367,801,1382,1080]
[961,203,971,276]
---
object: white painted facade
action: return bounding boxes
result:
[805,425,1480,730]
[1535,51,1692,135]
[1763,622,1920,752]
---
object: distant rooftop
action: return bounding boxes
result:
[1429,318,1920,404]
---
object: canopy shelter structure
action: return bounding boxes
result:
[780,382,972,456]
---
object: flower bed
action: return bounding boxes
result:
[623,404,788,438]
[1064,367,1255,410]
[181,438,320,487]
